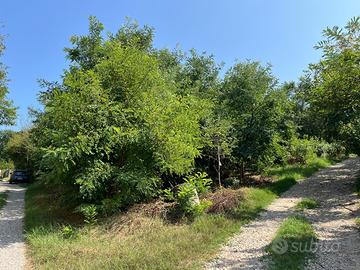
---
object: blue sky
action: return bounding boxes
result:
[1,0,359,130]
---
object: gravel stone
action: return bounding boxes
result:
[205,158,360,270]
[0,182,26,270]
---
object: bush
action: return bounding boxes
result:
[61,225,78,239]
[314,140,346,160]
[74,161,161,213]
[287,137,346,165]
[326,142,346,160]
[191,199,213,217]
[183,172,212,194]
[222,177,241,188]
[99,198,123,216]
[78,204,98,225]
[161,188,175,202]
[164,172,213,217]
[177,182,199,214]
[177,182,213,217]
[288,137,317,164]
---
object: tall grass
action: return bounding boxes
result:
[267,157,334,181]
[266,215,317,270]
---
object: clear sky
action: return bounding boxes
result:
[1,0,359,130]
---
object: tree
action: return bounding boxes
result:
[0,33,16,125]
[0,130,15,169]
[32,17,209,208]
[307,17,360,153]
[222,61,280,178]
[5,130,34,170]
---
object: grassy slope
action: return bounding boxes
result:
[25,157,334,270]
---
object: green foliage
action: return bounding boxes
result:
[32,17,209,211]
[295,198,319,211]
[266,215,317,270]
[23,16,353,219]
[78,204,98,225]
[223,61,279,165]
[0,130,15,170]
[61,225,77,239]
[355,218,360,230]
[306,17,360,154]
[267,157,334,182]
[24,157,331,270]
[191,199,213,217]
[184,172,212,194]
[5,130,36,170]
[175,172,212,217]
[0,33,16,126]
[177,183,199,215]
[287,137,317,164]
[161,188,175,202]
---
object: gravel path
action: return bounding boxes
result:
[0,182,26,270]
[206,158,360,270]
[305,158,360,270]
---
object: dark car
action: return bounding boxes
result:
[9,170,30,184]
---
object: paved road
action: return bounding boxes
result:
[206,158,360,270]
[0,182,26,270]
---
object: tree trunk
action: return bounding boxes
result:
[240,161,245,181]
[217,144,222,187]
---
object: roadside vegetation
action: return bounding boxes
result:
[0,192,7,209]
[25,157,332,269]
[266,215,317,270]
[3,17,351,218]
[0,14,358,270]
[295,198,320,211]
[355,218,360,230]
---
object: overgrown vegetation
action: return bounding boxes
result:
[1,17,348,216]
[267,157,334,182]
[0,33,16,126]
[25,157,332,269]
[266,215,317,270]
[1,14,358,270]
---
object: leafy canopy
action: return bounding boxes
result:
[0,33,16,125]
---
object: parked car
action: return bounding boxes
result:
[9,170,30,184]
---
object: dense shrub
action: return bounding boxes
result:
[163,172,212,217]
[287,137,318,164]
[14,16,354,217]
